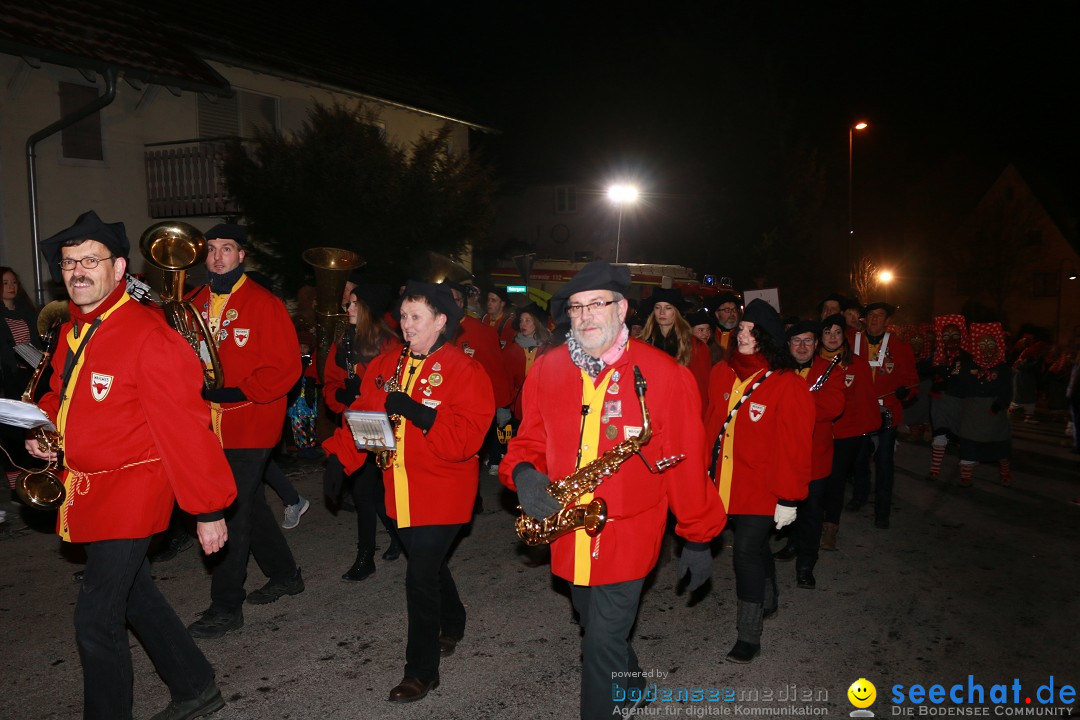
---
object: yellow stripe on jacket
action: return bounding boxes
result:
[572,369,614,586]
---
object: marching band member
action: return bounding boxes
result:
[33,211,236,719]
[481,285,517,348]
[639,287,713,407]
[712,291,741,356]
[186,224,304,638]
[324,281,493,702]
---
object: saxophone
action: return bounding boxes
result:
[17,321,66,509]
[375,344,410,470]
[515,366,684,546]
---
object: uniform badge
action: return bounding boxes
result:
[624,426,642,440]
[462,343,475,358]
[233,328,250,347]
[225,309,238,322]
[607,383,619,395]
[724,392,731,400]
[428,373,443,387]
[884,360,895,374]
[603,399,622,418]
[606,424,619,440]
[844,373,855,388]
[432,362,442,371]
[90,372,113,402]
[612,370,621,383]
[748,402,766,422]
[421,399,441,409]
[423,386,433,396]
[375,374,385,389]
[218,329,228,342]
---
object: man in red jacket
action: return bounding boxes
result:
[850,301,918,528]
[33,211,236,720]
[502,261,726,720]
[186,224,304,638]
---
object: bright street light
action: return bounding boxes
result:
[848,120,870,281]
[608,184,639,263]
[878,268,894,303]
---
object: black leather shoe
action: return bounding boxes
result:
[845,499,865,513]
[773,544,797,561]
[382,541,402,561]
[342,549,375,582]
[188,607,243,639]
[150,533,194,563]
[149,681,225,720]
[388,676,439,702]
[725,640,760,664]
[796,568,816,589]
[247,568,304,604]
[439,633,463,657]
[874,518,890,529]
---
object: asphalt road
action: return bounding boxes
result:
[1,429,1077,720]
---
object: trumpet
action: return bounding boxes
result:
[16,321,65,510]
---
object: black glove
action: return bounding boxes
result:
[323,455,344,501]
[894,386,910,401]
[676,541,713,592]
[335,376,362,407]
[202,386,246,403]
[512,463,561,519]
[385,391,437,431]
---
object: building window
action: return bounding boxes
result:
[554,186,577,214]
[59,82,104,161]
[198,90,279,139]
[1032,272,1059,298]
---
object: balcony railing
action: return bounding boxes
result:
[144,138,241,218]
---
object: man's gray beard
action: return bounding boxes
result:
[572,318,621,357]
[720,320,737,330]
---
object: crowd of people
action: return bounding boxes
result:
[3,217,1078,720]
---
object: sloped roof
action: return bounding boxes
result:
[0,0,231,95]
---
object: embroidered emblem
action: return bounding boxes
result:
[884,360,895,374]
[421,399,441,409]
[375,374,385,389]
[605,424,619,440]
[603,399,622,418]
[723,392,730,400]
[607,383,619,395]
[748,402,766,422]
[90,372,113,402]
[225,309,238,322]
[432,362,442,371]
[423,386,433,396]
[428,373,443,387]
[624,426,642,440]
[844,373,855,388]
[462,343,475,358]
[612,370,621,383]
[233,328,250,347]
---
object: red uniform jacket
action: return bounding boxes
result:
[704,362,814,515]
[713,326,735,355]
[795,357,846,480]
[828,353,880,439]
[38,287,236,543]
[503,339,552,420]
[501,340,727,586]
[689,337,713,411]
[189,276,302,448]
[324,342,493,527]
[323,337,403,415]
[482,311,517,349]
[853,332,919,429]
[451,315,513,408]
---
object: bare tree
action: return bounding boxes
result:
[850,255,878,304]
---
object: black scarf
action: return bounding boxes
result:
[209,264,246,294]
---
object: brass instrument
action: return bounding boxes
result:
[139,221,224,389]
[16,322,65,510]
[375,345,410,470]
[302,247,365,383]
[515,366,685,546]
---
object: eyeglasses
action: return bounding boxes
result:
[566,300,617,317]
[59,255,114,270]
[789,337,817,346]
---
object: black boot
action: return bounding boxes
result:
[763,576,779,619]
[726,600,763,664]
[342,546,375,582]
[382,538,403,561]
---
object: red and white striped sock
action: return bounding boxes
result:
[6,471,16,490]
[959,461,975,486]
[929,444,946,477]
[999,459,1011,485]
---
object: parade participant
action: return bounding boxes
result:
[688,308,724,364]
[704,299,813,663]
[842,297,863,344]
[503,301,553,422]
[928,314,968,481]
[481,285,516,348]
[639,288,712,406]
[0,266,41,503]
[817,293,846,321]
[502,260,726,719]
[817,314,878,550]
[322,283,403,579]
[185,223,304,639]
[848,302,918,528]
[324,281,493,702]
[956,322,1013,487]
[712,291,740,356]
[32,211,236,720]
[772,320,845,589]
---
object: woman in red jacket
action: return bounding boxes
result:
[503,302,553,423]
[322,284,403,580]
[704,299,814,664]
[639,288,712,408]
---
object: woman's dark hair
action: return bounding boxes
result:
[752,325,797,371]
[350,287,397,359]
[0,266,37,314]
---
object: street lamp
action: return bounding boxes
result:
[607,184,639,263]
[848,120,869,277]
[878,268,893,303]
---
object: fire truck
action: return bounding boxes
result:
[489,258,738,309]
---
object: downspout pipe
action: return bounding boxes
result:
[26,66,117,307]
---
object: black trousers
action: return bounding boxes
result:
[570,579,645,720]
[852,426,898,522]
[393,522,466,683]
[823,436,867,524]
[76,538,214,720]
[792,476,826,570]
[348,454,397,548]
[209,447,298,610]
[729,514,775,603]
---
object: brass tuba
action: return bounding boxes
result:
[139,222,223,389]
[16,321,65,510]
[302,247,364,382]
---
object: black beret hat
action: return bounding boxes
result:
[861,301,896,318]
[821,313,846,332]
[551,261,631,323]
[786,319,823,339]
[397,280,463,336]
[686,308,718,328]
[513,301,549,331]
[485,286,510,304]
[39,210,129,282]
[817,293,847,314]
[205,223,248,246]
[715,291,741,307]
[641,287,686,316]
[841,297,864,313]
[352,283,393,318]
[742,299,787,347]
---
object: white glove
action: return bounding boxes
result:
[773,504,797,530]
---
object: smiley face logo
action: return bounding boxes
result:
[848,678,877,709]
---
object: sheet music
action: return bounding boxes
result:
[13,343,43,368]
[344,410,396,452]
[0,399,56,432]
